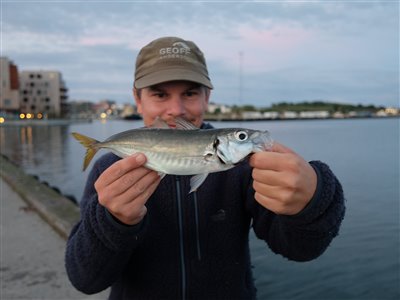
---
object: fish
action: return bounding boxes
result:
[72,117,273,193]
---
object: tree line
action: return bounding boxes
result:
[229,101,384,114]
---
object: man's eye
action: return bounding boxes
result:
[185,91,198,97]
[153,93,166,98]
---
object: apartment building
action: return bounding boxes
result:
[0,57,20,113]
[19,70,68,117]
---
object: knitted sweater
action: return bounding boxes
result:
[65,137,345,300]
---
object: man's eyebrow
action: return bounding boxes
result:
[148,85,164,92]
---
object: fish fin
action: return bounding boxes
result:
[150,117,170,129]
[189,173,209,193]
[175,117,198,130]
[71,132,100,171]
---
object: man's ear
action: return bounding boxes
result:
[133,88,142,114]
[204,88,211,110]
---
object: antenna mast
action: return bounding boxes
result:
[239,51,243,105]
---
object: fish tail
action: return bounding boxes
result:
[71,132,100,171]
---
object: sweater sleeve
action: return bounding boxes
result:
[248,160,345,261]
[65,154,147,294]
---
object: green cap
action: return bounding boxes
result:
[134,37,213,89]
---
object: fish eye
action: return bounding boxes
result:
[235,131,248,141]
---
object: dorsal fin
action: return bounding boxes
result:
[175,117,198,130]
[150,117,170,129]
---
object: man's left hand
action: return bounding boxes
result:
[249,142,317,215]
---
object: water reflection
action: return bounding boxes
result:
[0,124,71,197]
[0,119,398,299]
[0,120,142,202]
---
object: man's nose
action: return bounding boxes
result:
[167,96,186,116]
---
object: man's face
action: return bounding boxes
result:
[134,81,210,128]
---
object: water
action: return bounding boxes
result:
[1,118,399,299]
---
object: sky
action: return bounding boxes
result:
[1,0,399,108]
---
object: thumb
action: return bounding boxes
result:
[271,142,297,154]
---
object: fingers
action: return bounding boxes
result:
[105,174,161,225]
[120,177,160,224]
[252,168,287,186]
[271,142,297,154]
[104,166,157,200]
[94,153,162,225]
[99,153,147,186]
[249,141,318,215]
[249,142,301,172]
[253,192,300,216]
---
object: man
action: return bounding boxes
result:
[65,37,345,299]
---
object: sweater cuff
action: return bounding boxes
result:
[283,160,336,224]
[105,208,147,234]
[289,162,323,219]
[89,200,148,250]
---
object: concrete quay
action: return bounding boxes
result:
[0,156,109,299]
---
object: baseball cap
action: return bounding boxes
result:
[134,37,213,89]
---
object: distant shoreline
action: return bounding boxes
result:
[204,115,400,122]
[0,119,92,126]
[0,115,398,126]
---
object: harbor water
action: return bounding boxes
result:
[1,118,399,299]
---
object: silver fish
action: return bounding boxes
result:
[72,118,273,192]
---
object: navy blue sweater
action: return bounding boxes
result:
[65,142,345,299]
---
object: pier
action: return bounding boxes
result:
[0,155,108,299]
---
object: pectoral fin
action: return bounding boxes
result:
[151,117,170,129]
[175,117,199,130]
[189,173,209,193]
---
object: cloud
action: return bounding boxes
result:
[1,1,398,107]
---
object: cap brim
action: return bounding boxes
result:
[134,68,213,89]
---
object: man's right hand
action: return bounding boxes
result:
[94,153,161,225]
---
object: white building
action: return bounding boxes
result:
[263,111,280,119]
[19,71,68,117]
[0,57,20,113]
[207,102,232,114]
[281,111,298,119]
[242,111,263,119]
[299,111,330,119]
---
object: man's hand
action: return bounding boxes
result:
[249,143,317,215]
[94,153,161,225]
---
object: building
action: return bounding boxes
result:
[19,71,68,118]
[207,102,232,114]
[281,111,298,119]
[0,57,20,113]
[68,100,95,119]
[263,111,280,119]
[299,111,330,119]
[242,111,263,119]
